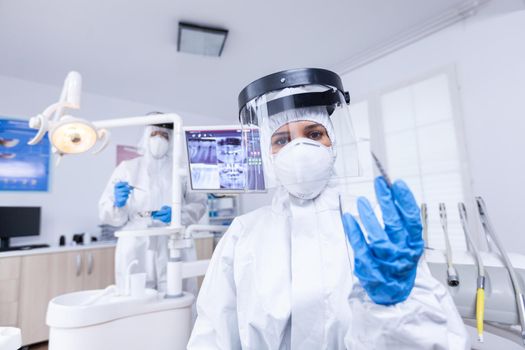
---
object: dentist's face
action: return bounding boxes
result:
[150,130,169,141]
[270,121,331,154]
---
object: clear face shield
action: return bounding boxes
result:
[238,68,360,202]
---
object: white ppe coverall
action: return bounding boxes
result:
[187,183,469,349]
[98,126,207,294]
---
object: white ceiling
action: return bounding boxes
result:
[0,0,471,121]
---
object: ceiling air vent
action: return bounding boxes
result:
[177,22,228,57]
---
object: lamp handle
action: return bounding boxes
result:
[27,114,49,145]
[92,128,110,155]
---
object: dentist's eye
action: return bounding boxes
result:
[273,137,289,146]
[271,134,292,154]
[308,130,324,140]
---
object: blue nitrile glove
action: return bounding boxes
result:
[152,205,172,223]
[114,181,131,208]
[342,176,424,305]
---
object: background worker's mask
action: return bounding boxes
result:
[272,138,335,199]
[149,135,169,159]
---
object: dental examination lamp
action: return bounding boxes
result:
[28,71,109,159]
[27,71,223,298]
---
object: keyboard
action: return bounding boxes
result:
[0,244,50,252]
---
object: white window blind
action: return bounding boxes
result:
[379,72,467,250]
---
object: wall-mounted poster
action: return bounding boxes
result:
[0,118,50,191]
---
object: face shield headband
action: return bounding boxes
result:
[238,68,350,125]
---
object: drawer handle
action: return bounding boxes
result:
[87,253,94,275]
[76,254,82,276]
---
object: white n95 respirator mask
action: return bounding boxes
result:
[272,138,335,200]
[149,136,169,159]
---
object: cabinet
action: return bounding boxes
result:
[0,256,21,326]
[194,237,215,290]
[0,246,115,346]
[83,248,115,290]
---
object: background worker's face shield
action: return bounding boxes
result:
[238,69,360,199]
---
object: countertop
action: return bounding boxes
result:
[0,234,215,258]
[0,242,117,258]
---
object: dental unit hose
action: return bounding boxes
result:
[476,197,525,345]
[458,202,485,342]
[439,203,459,287]
[421,203,429,249]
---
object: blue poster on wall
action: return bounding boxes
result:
[0,118,50,191]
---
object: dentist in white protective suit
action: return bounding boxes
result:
[188,68,469,349]
[99,118,207,296]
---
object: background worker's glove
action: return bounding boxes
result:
[342,176,424,305]
[152,205,172,223]
[114,181,131,208]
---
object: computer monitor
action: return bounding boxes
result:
[0,206,41,249]
[184,126,266,192]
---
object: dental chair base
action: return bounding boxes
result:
[46,289,194,350]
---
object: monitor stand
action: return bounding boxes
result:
[0,238,50,252]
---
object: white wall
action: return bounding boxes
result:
[341,5,525,253]
[0,75,222,246]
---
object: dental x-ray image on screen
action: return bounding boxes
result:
[185,127,265,192]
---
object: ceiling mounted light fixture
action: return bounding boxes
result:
[178,22,228,57]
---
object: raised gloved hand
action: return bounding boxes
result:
[342,177,424,305]
[114,181,131,208]
[152,205,172,223]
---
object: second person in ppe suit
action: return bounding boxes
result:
[188,68,469,349]
[99,121,207,295]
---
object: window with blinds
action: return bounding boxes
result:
[378,72,469,250]
[339,70,471,250]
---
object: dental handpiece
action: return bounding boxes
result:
[113,180,144,192]
[439,203,459,287]
[458,202,485,342]
[476,197,525,345]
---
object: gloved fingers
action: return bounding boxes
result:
[377,256,414,276]
[160,206,171,215]
[356,197,389,245]
[156,215,171,223]
[152,209,171,223]
[115,181,131,189]
[152,211,163,218]
[153,205,170,215]
[357,197,399,261]
[391,180,423,242]
[342,212,369,258]
[374,177,405,240]
[116,196,129,203]
[152,214,167,221]
[117,188,131,196]
[354,260,384,283]
[115,183,132,197]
